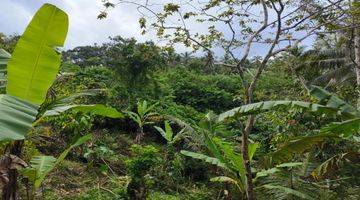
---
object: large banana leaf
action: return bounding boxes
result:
[218,87,359,122]
[42,104,124,118]
[320,118,360,137]
[310,86,359,117]
[6,3,68,105]
[0,94,38,141]
[218,101,339,122]
[180,150,228,169]
[270,133,339,163]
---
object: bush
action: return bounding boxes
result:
[162,68,242,113]
[126,144,161,199]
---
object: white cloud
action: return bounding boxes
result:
[0,1,32,35]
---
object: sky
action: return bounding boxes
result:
[0,0,158,49]
[0,0,315,57]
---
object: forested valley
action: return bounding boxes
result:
[0,1,359,199]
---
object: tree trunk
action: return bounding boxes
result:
[2,141,24,200]
[354,26,360,109]
[134,127,145,144]
[242,115,255,200]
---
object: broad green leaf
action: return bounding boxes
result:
[154,126,168,142]
[30,156,57,188]
[255,162,303,180]
[155,121,174,143]
[248,142,259,161]
[180,150,228,169]
[218,101,343,122]
[43,104,124,118]
[276,162,303,168]
[55,134,92,166]
[39,89,103,116]
[270,133,338,163]
[126,111,142,124]
[203,133,227,166]
[212,137,245,177]
[320,118,360,137]
[72,105,124,118]
[70,134,92,148]
[164,121,173,142]
[0,94,38,141]
[310,86,359,117]
[6,4,68,105]
[255,168,280,179]
[210,176,238,184]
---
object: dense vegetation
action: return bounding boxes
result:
[0,1,359,200]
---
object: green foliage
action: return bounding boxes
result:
[21,134,91,199]
[310,86,359,117]
[219,100,351,122]
[126,100,157,127]
[125,144,160,198]
[21,156,57,188]
[125,144,160,181]
[164,68,242,112]
[26,135,90,180]
[261,185,313,200]
[154,121,183,144]
[180,150,226,169]
[43,104,124,118]
[2,2,360,199]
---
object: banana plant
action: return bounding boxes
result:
[181,86,359,198]
[181,133,259,197]
[0,3,68,142]
[20,134,91,199]
[180,114,259,197]
[219,86,359,165]
[155,120,185,172]
[126,100,158,143]
[180,123,320,199]
[0,4,69,199]
[0,4,123,199]
[154,121,184,145]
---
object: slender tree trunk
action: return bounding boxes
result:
[242,115,255,200]
[354,26,360,109]
[134,127,144,144]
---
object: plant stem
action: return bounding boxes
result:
[242,115,255,200]
[2,140,24,200]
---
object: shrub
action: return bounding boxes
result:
[125,144,160,199]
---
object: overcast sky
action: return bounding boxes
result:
[0,0,160,49]
[0,0,314,57]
